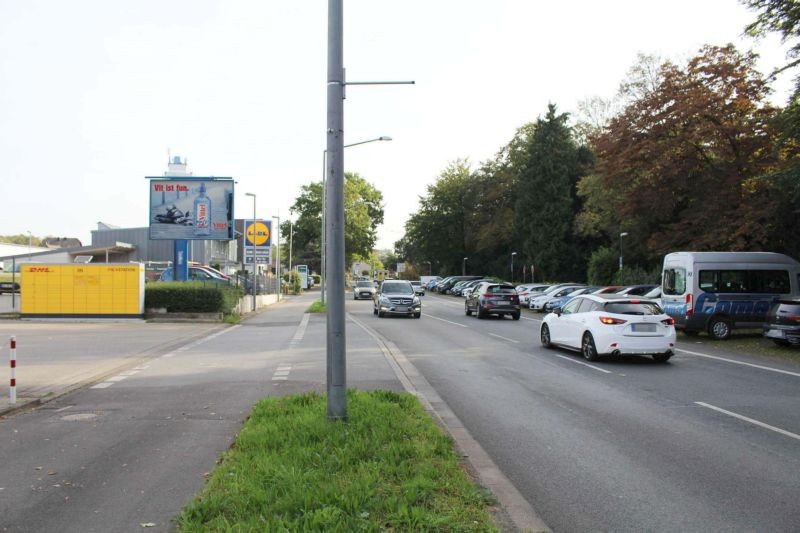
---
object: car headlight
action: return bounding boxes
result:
[413,296,420,305]
[379,296,390,304]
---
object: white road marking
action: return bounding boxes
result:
[551,353,613,374]
[106,375,128,382]
[55,405,74,413]
[522,315,542,322]
[90,382,113,389]
[289,313,310,346]
[272,376,288,381]
[273,370,290,376]
[695,402,800,442]
[272,364,292,381]
[422,313,468,328]
[677,348,800,378]
[489,333,520,344]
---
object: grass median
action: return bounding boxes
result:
[178,389,497,531]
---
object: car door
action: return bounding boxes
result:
[550,297,584,346]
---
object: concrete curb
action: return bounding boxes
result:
[348,312,550,533]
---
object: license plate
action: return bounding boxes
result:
[765,329,785,339]
[632,323,656,333]
[395,306,407,312]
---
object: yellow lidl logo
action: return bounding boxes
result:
[246,221,270,246]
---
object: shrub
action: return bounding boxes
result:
[311,274,321,285]
[145,282,243,313]
[587,246,618,285]
[613,265,662,286]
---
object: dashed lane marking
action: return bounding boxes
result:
[551,353,613,374]
[272,364,292,382]
[677,348,800,378]
[289,314,310,347]
[422,313,468,328]
[695,401,800,442]
[489,333,520,344]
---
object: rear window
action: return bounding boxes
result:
[777,302,800,313]
[603,302,663,315]
[486,285,515,294]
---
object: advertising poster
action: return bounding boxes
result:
[149,178,234,240]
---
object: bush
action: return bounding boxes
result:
[613,265,661,286]
[145,282,243,313]
[587,246,619,285]
[311,274,321,285]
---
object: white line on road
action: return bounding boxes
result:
[90,382,113,389]
[489,333,520,344]
[677,348,800,378]
[521,315,542,322]
[422,313,468,328]
[289,313,310,346]
[106,375,128,382]
[695,401,800,442]
[552,353,613,374]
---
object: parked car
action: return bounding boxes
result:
[616,284,659,296]
[410,280,425,296]
[374,280,422,318]
[353,280,376,300]
[642,286,662,307]
[159,266,231,285]
[544,286,599,312]
[438,276,482,294]
[450,280,471,296]
[516,284,550,306]
[465,282,521,320]
[529,284,586,311]
[540,294,676,362]
[590,286,623,295]
[763,299,800,346]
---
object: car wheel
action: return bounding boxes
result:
[414,312,421,319]
[477,304,486,319]
[772,339,791,347]
[708,317,732,340]
[353,295,357,300]
[378,310,384,318]
[652,352,672,363]
[373,306,378,315]
[540,324,552,348]
[465,303,472,316]
[512,312,520,321]
[582,332,600,361]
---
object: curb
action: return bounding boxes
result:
[348,312,550,533]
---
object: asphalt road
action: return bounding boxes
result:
[353,293,800,532]
[0,293,402,532]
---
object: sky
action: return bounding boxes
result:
[0,0,794,250]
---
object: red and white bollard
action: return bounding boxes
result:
[9,336,16,404]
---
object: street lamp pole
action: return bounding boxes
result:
[273,215,281,301]
[619,232,629,271]
[245,193,256,311]
[511,252,517,284]
[463,257,468,276]
[321,136,391,305]
[289,210,294,275]
[424,261,431,276]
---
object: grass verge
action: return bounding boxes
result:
[223,313,241,325]
[680,329,800,364]
[307,300,327,313]
[177,390,497,532]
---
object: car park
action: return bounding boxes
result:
[353,280,376,300]
[516,284,550,306]
[410,280,425,296]
[763,299,800,346]
[465,282,521,320]
[374,280,422,318]
[540,294,676,362]
[438,276,482,294]
[529,284,586,311]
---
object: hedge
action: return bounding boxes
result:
[145,282,244,313]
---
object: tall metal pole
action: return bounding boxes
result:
[289,212,294,275]
[273,216,281,301]
[327,0,347,420]
[246,193,257,311]
[511,252,516,284]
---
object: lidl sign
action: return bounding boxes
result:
[245,220,271,247]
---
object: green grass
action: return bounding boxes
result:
[681,329,800,364]
[307,300,327,313]
[177,390,497,532]
[223,313,242,325]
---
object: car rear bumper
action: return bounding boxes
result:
[763,325,800,343]
[598,335,675,355]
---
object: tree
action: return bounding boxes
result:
[514,104,590,281]
[581,45,789,259]
[0,234,42,246]
[285,172,384,273]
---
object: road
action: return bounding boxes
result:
[352,293,800,532]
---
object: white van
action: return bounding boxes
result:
[661,252,800,339]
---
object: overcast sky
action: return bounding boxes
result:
[0,1,793,250]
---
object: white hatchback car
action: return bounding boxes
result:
[540,294,676,362]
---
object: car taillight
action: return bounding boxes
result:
[661,317,675,325]
[685,293,693,317]
[511,295,519,302]
[787,315,800,322]
[629,299,640,304]
[599,316,627,325]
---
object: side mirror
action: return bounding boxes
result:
[552,306,562,316]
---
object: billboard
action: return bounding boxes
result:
[243,220,271,264]
[148,178,234,240]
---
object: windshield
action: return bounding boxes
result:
[382,282,414,295]
[356,281,373,288]
[603,302,663,315]
[663,268,686,296]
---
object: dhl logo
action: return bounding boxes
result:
[28,267,52,273]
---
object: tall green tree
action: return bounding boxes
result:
[514,104,589,281]
[284,172,384,272]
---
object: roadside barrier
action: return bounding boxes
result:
[9,336,16,404]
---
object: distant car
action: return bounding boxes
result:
[465,282,521,320]
[159,266,231,285]
[544,286,598,312]
[641,286,662,307]
[540,294,676,362]
[763,299,800,346]
[461,279,491,298]
[616,284,658,296]
[353,280,376,300]
[410,280,425,296]
[529,284,586,311]
[516,284,550,305]
[374,280,422,318]
[425,279,440,291]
